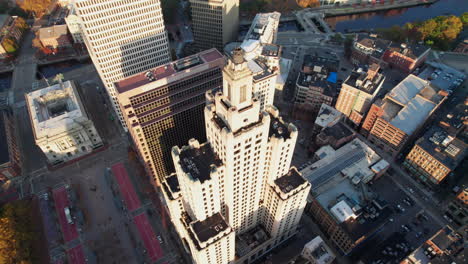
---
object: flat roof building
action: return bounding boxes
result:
[74,0,171,129]
[301,138,390,255]
[335,64,385,125]
[404,126,467,188]
[351,33,391,66]
[361,74,448,158]
[402,226,465,264]
[445,188,468,227]
[301,236,336,264]
[382,42,430,73]
[38,25,71,49]
[25,81,103,165]
[115,49,225,185]
[295,65,339,120]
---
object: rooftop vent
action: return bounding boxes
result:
[145,71,155,81]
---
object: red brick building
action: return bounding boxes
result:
[350,34,391,66]
[382,43,430,73]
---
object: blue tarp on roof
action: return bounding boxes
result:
[327,72,337,83]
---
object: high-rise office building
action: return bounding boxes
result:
[189,0,239,52]
[334,64,385,125]
[161,49,310,264]
[74,0,171,129]
[115,49,225,185]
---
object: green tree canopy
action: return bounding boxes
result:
[461,12,468,26]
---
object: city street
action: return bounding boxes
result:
[369,175,443,248]
[354,134,451,230]
[7,25,186,263]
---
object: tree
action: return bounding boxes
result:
[441,16,463,41]
[1,37,18,54]
[425,40,434,46]
[461,12,468,26]
[16,0,52,18]
[0,200,37,264]
[415,20,438,41]
[296,0,320,8]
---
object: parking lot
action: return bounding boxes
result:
[355,174,444,262]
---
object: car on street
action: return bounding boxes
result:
[397,204,405,213]
[401,225,410,232]
[157,235,163,244]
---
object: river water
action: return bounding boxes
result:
[326,0,468,33]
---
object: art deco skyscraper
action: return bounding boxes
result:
[74,0,171,129]
[189,0,239,52]
[161,49,311,264]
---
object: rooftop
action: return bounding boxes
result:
[382,74,444,135]
[301,138,384,189]
[387,42,430,60]
[244,12,280,42]
[39,24,68,39]
[25,81,88,139]
[344,65,385,95]
[318,121,354,143]
[297,70,339,98]
[314,104,343,128]
[386,74,429,106]
[249,59,276,81]
[261,44,281,57]
[115,49,224,93]
[236,225,270,257]
[418,61,466,92]
[302,51,340,71]
[269,115,291,139]
[416,126,467,170]
[438,101,467,135]
[274,168,307,194]
[165,173,180,193]
[179,143,222,184]
[303,236,336,264]
[355,34,391,59]
[403,226,465,264]
[191,212,230,243]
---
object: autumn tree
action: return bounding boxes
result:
[16,0,52,18]
[297,0,320,8]
[1,37,18,53]
[0,200,37,264]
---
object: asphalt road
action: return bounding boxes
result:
[355,134,450,230]
[10,30,47,175]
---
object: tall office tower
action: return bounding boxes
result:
[189,0,239,52]
[74,0,171,129]
[334,64,385,125]
[161,49,311,264]
[115,49,225,185]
